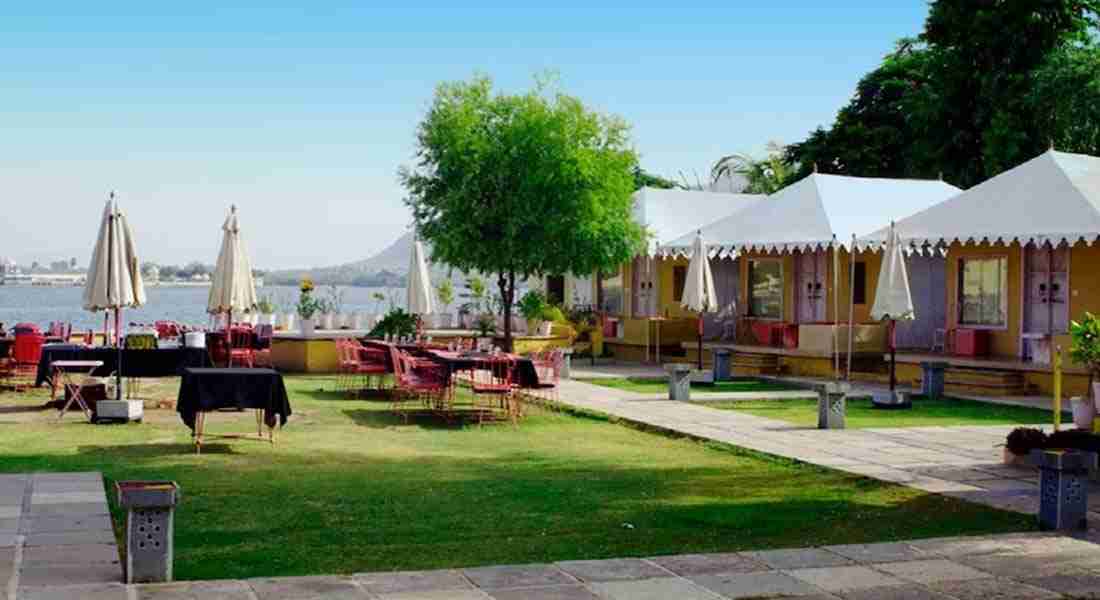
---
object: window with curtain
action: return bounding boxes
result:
[853,262,867,305]
[598,269,624,316]
[672,266,687,301]
[748,259,783,319]
[959,257,1007,326]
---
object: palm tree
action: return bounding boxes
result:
[710,141,792,195]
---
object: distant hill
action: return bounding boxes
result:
[267,232,450,287]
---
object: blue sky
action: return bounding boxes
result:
[0,2,931,269]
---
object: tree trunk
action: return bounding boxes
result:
[498,270,516,352]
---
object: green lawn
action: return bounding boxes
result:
[0,377,1032,580]
[579,377,802,395]
[708,395,1057,428]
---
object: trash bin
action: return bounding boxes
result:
[117,481,181,583]
[666,363,693,401]
[1032,449,1091,531]
[920,361,948,400]
[712,349,731,382]
[560,348,574,380]
[817,382,849,430]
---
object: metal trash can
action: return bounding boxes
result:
[666,363,693,401]
[1032,449,1090,531]
[817,382,849,429]
[712,349,731,382]
[920,361,948,400]
[560,348,574,380]
[117,481,181,583]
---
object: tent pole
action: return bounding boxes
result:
[889,319,897,391]
[832,237,839,380]
[846,234,856,380]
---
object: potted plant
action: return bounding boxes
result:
[1070,312,1100,420]
[368,307,419,340]
[475,313,496,349]
[436,279,455,329]
[540,305,565,337]
[1003,427,1047,466]
[296,278,320,335]
[256,294,277,326]
[518,290,547,336]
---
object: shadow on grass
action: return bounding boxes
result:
[298,387,394,402]
[77,443,239,457]
[0,404,48,414]
[342,408,510,430]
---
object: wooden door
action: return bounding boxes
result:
[894,254,946,350]
[1023,245,1069,358]
[795,250,826,323]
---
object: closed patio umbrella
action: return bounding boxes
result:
[207,205,257,329]
[870,223,915,400]
[681,231,719,370]
[83,194,146,401]
[406,237,434,318]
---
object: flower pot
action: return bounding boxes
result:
[437,313,453,329]
[321,313,335,330]
[282,313,296,331]
[349,313,363,330]
[300,318,315,336]
[539,321,554,337]
[526,319,543,337]
[1072,396,1096,430]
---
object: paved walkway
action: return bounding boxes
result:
[2,472,121,600]
[21,532,1100,599]
[553,379,1100,523]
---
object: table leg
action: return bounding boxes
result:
[195,411,205,455]
[255,409,263,437]
[57,379,79,421]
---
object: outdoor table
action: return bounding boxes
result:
[0,338,12,359]
[422,349,541,388]
[36,345,211,387]
[53,360,105,422]
[176,368,291,454]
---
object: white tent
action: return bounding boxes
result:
[207,205,257,323]
[633,187,764,255]
[406,238,434,316]
[660,173,961,256]
[861,150,1100,249]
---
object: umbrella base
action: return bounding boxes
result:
[95,400,144,423]
[871,390,912,410]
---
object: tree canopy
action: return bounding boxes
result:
[787,0,1100,188]
[401,75,646,346]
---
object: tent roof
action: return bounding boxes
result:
[659,173,960,256]
[633,187,765,254]
[861,150,1100,249]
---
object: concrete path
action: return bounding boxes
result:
[2,472,121,600]
[24,532,1100,599]
[553,379,1100,523]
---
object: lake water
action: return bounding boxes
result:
[0,285,405,330]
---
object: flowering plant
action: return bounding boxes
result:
[297,279,321,319]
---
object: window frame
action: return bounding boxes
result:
[747,258,784,321]
[956,255,1009,330]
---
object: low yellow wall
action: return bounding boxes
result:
[513,336,572,355]
[271,338,341,373]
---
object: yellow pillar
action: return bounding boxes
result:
[1052,346,1061,432]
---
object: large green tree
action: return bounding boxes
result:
[401,75,646,348]
[788,0,1100,188]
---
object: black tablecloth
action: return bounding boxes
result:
[177,368,291,430]
[0,338,12,358]
[423,350,541,388]
[36,345,212,386]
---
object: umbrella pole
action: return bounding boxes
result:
[697,315,704,371]
[889,319,897,392]
[116,308,123,401]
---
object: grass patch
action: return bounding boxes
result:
[707,395,1056,428]
[0,377,1032,580]
[578,377,802,395]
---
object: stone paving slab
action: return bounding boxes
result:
[354,569,472,594]
[487,585,601,600]
[687,571,822,598]
[555,558,671,582]
[248,575,373,599]
[462,564,578,591]
[587,577,721,600]
[787,565,905,592]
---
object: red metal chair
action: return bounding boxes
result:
[389,347,450,422]
[471,355,517,425]
[227,327,255,368]
[530,348,563,403]
[7,333,45,391]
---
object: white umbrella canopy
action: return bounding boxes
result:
[870,226,915,322]
[406,238,434,316]
[682,231,719,371]
[83,197,146,313]
[208,206,257,320]
[681,231,719,314]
